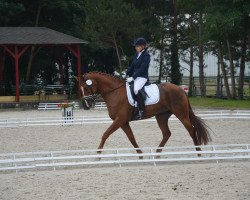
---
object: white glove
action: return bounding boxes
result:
[121,72,126,78]
[126,77,134,83]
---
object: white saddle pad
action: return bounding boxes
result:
[126,83,160,107]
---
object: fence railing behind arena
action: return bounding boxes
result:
[0,110,249,128]
[150,76,250,98]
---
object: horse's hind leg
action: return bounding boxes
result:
[181,118,202,156]
[121,123,143,158]
[155,112,172,156]
[173,110,202,154]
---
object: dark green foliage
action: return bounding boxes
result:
[77,0,144,72]
[0,0,249,98]
[170,38,181,85]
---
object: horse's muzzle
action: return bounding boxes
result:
[84,94,98,109]
[84,94,98,102]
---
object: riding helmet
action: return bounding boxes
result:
[133,37,147,46]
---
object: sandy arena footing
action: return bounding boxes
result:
[0,109,249,200]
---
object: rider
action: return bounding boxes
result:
[126,37,150,120]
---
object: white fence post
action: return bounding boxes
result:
[151,148,157,167]
[117,150,122,167]
[50,152,56,171]
[12,154,17,173]
[212,146,219,164]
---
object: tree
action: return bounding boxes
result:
[235,0,250,99]
[1,0,84,86]
[0,1,25,26]
[22,0,84,83]
[79,0,143,73]
[205,0,250,99]
[132,0,165,82]
[197,11,206,97]
[169,0,181,85]
[178,0,210,96]
[179,14,197,96]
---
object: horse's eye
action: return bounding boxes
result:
[86,80,92,86]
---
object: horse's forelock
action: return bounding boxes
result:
[82,74,88,81]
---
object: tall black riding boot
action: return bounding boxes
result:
[135,92,145,120]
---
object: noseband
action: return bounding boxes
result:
[82,76,98,103]
[82,75,125,104]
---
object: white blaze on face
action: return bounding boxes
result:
[81,86,85,97]
[81,86,90,108]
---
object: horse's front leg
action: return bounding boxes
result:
[121,123,143,159]
[97,118,122,157]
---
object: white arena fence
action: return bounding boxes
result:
[0,144,249,173]
[0,110,249,128]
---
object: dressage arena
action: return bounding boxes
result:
[0,109,250,200]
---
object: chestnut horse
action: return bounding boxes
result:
[78,72,211,156]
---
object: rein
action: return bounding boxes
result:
[83,74,125,103]
[102,82,125,96]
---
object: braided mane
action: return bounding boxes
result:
[84,71,125,82]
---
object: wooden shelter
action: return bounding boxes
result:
[0,27,87,103]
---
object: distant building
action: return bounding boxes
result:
[149,49,250,77]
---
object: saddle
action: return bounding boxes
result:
[126,82,160,106]
[129,82,149,103]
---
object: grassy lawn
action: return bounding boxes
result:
[189,97,250,109]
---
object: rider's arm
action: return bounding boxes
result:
[126,62,134,77]
[132,53,150,79]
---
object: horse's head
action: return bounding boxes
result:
[76,74,98,109]
[76,72,125,109]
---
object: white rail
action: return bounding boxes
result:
[0,110,249,128]
[0,144,249,173]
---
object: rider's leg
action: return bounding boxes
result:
[134,77,147,95]
[134,77,147,119]
[136,92,145,118]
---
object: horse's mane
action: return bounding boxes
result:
[84,71,125,82]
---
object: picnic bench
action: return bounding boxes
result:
[11,84,71,95]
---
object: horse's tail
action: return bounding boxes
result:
[188,100,212,145]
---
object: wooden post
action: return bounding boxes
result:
[66,45,82,100]
[0,49,3,81]
[58,52,65,95]
[14,46,20,102]
[0,49,3,96]
[76,45,82,100]
[3,45,30,102]
[59,57,65,85]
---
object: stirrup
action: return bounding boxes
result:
[135,110,143,120]
[139,110,144,118]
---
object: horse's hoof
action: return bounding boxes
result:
[95,157,101,161]
[96,151,102,161]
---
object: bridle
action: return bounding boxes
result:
[81,75,98,103]
[81,75,125,104]
[82,79,98,102]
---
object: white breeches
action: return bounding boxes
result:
[134,77,147,94]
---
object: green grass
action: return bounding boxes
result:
[189,97,250,109]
